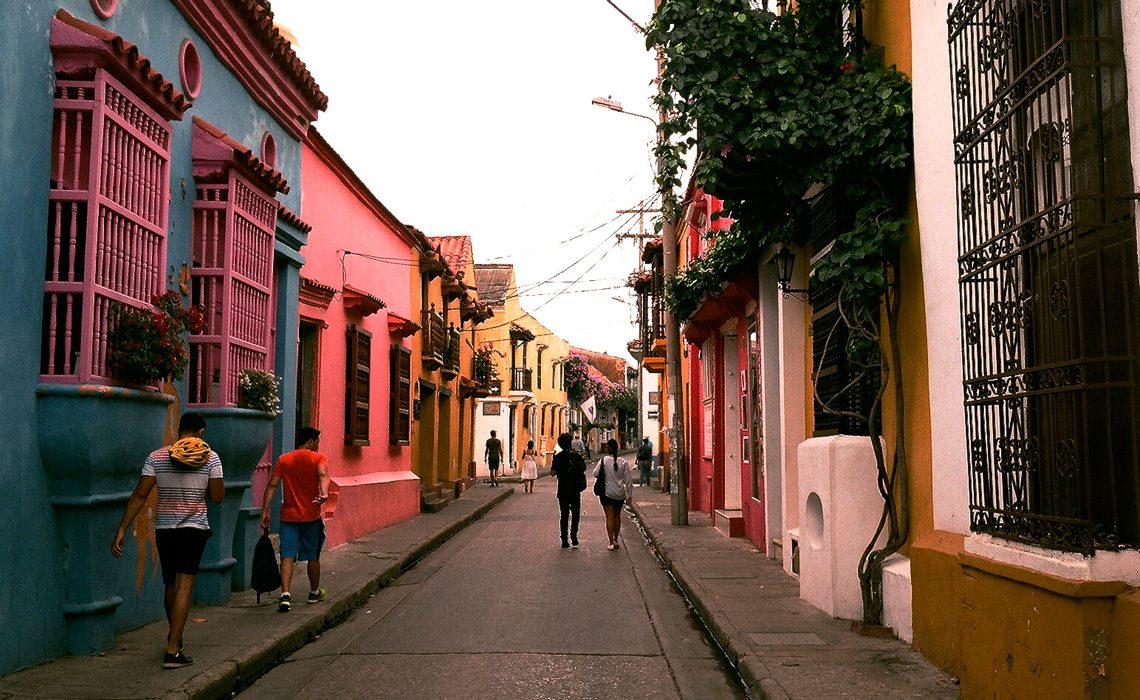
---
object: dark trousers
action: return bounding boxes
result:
[558,494,581,544]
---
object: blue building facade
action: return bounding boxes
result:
[0,0,324,674]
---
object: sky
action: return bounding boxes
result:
[270,0,661,363]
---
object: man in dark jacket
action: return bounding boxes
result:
[550,433,587,549]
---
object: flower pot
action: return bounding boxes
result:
[192,407,275,604]
[36,383,175,654]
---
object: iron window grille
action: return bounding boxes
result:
[949,0,1140,552]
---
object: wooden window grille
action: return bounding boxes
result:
[41,68,172,384]
[344,325,371,446]
[390,345,411,445]
[187,128,276,406]
[949,0,1140,550]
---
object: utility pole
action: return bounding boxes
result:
[654,0,688,526]
[616,201,662,263]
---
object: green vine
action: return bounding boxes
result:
[647,0,912,318]
[647,0,914,626]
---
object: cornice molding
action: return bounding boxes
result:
[170,0,324,139]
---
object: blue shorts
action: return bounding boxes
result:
[279,519,325,561]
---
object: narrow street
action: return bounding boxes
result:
[241,478,745,699]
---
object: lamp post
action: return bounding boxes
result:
[591,90,689,526]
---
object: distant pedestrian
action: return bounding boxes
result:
[593,438,632,551]
[550,433,587,548]
[521,440,539,493]
[571,432,585,456]
[636,437,653,487]
[261,427,329,613]
[112,412,224,670]
[485,430,504,486]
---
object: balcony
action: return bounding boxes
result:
[510,367,533,393]
[420,308,446,370]
[440,327,461,380]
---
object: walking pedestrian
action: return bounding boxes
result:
[592,438,632,551]
[485,430,504,486]
[550,433,587,548]
[571,432,585,456]
[111,412,224,670]
[636,437,653,487]
[521,440,539,493]
[260,427,329,613]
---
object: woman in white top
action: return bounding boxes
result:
[521,440,539,493]
[592,438,632,550]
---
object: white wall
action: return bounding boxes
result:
[640,369,660,457]
[910,0,970,535]
[473,399,511,477]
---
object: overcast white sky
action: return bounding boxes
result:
[270,0,660,362]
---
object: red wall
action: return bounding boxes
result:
[300,139,420,547]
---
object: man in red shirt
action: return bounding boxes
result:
[261,427,329,612]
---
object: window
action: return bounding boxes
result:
[344,326,371,445]
[537,348,544,390]
[701,339,714,458]
[187,118,279,405]
[540,406,546,435]
[389,344,411,445]
[949,0,1140,551]
[41,18,179,385]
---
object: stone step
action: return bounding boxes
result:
[713,508,744,538]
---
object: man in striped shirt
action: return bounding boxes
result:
[112,412,224,670]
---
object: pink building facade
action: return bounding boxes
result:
[295,129,420,547]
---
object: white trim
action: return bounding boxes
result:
[965,534,1140,587]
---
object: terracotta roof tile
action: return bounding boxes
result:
[52,10,192,118]
[193,116,290,194]
[429,235,473,276]
[278,203,311,233]
[238,0,328,110]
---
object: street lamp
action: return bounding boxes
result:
[772,248,812,302]
[590,96,659,127]
[591,93,689,525]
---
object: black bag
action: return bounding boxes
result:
[593,457,607,497]
[569,452,588,492]
[250,527,281,603]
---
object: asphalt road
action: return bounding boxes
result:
[240,477,746,699]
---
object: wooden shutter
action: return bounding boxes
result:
[390,345,411,445]
[345,325,371,446]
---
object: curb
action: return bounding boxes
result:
[626,500,786,700]
[184,488,514,699]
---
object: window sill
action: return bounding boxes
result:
[346,439,370,447]
[964,533,1140,587]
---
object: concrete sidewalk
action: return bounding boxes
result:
[626,486,959,699]
[0,486,513,700]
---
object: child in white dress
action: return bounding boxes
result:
[521,440,539,493]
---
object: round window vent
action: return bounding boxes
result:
[261,131,277,169]
[179,39,202,99]
[91,0,118,20]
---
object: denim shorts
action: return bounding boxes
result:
[279,519,325,561]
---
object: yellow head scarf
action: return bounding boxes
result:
[169,437,211,468]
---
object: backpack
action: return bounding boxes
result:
[571,452,588,492]
[637,443,652,460]
[250,527,281,603]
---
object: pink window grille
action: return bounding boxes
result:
[188,166,277,406]
[41,69,173,384]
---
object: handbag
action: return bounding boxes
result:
[593,457,607,496]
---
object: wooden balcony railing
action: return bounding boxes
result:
[510,367,533,393]
[420,308,446,369]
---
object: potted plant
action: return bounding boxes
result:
[237,368,282,415]
[106,291,206,385]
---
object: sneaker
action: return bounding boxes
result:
[278,593,292,612]
[307,588,327,604]
[162,651,194,669]
[571,539,579,548]
[614,541,620,549]
[606,544,616,551]
[561,541,570,549]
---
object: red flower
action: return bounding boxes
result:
[840,61,856,74]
